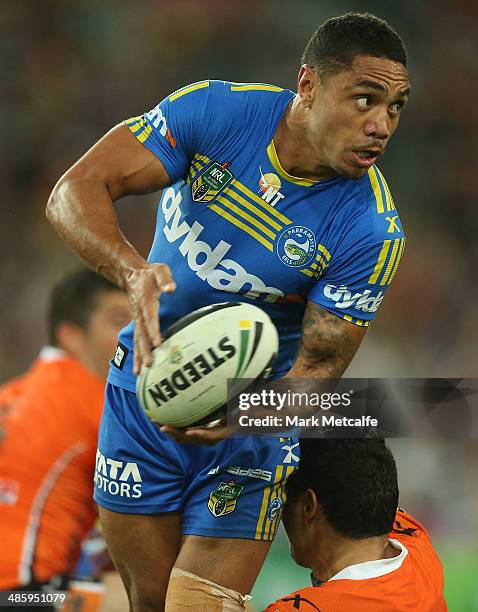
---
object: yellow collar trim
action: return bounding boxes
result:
[266,140,319,187]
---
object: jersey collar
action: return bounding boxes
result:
[39,346,68,362]
[266,139,319,187]
[311,538,408,585]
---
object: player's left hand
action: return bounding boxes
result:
[159,421,232,445]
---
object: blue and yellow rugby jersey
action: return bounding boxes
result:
[108,80,405,392]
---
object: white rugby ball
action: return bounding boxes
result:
[136,302,279,427]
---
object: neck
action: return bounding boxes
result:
[310,533,399,583]
[273,97,338,182]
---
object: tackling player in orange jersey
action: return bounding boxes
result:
[264,438,446,612]
[0,269,130,609]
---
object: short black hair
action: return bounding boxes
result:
[286,437,398,539]
[301,13,407,79]
[47,268,120,345]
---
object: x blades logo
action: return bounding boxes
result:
[281,441,300,464]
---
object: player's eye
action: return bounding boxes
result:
[355,96,371,109]
[389,101,404,115]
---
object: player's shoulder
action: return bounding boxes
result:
[166,79,292,105]
[264,586,325,611]
[351,164,405,243]
[392,509,445,592]
[392,508,438,553]
[23,353,103,398]
[169,79,293,124]
[334,166,405,249]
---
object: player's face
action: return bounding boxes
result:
[81,290,132,379]
[304,55,410,179]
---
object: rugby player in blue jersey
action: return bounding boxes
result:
[47,13,410,612]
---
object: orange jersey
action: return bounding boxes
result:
[0,372,30,420]
[0,348,105,588]
[264,510,447,612]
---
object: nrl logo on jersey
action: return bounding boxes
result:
[192,161,233,203]
[207,481,244,517]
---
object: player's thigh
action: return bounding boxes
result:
[175,535,271,594]
[99,507,181,611]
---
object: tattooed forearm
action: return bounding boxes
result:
[286,301,367,379]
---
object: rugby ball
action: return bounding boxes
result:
[136,302,279,427]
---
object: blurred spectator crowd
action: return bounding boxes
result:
[1,0,477,380]
[1,1,477,608]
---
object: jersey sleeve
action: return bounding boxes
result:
[307,235,405,326]
[123,81,210,183]
[308,166,405,327]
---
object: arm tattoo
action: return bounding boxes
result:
[288,301,367,379]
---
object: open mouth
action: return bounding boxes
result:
[351,150,381,168]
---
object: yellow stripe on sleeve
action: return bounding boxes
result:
[315,254,329,269]
[343,315,370,327]
[386,238,405,285]
[380,238,401,285]
[358,319,370,327]
[124,115,144,127]
[300,268,314,278]
[317,244,332,261]
[136,125,152,143]
[368,240,391,284]
[368,167,385,214]
[169,81,209,102]
[375,167,396,211]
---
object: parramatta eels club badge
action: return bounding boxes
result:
[208,481,244,517]
[192,161,233,203]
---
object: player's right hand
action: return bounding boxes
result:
[123,264,176,375]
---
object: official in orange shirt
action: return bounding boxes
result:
[264,438,447,612]
[0,269,131,608]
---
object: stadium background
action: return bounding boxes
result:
[1,0,477,609]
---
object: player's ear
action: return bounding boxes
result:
[55,321,87,356]
[297,65,319,108]
[303,488,319,522]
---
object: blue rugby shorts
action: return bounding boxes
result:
[94,383,299,540]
